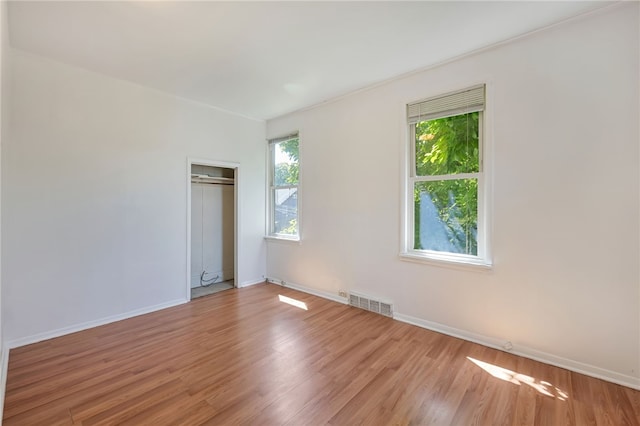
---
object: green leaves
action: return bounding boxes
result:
[414,180,478,255]
[272,137,299,236]
[414,113,480,255]
[279,138,299,162]
[415,112,479,176]
[275,163,298,186]
[274,138,299,186]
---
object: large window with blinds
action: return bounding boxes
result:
[268,133,300,239]
[404,85,490,265]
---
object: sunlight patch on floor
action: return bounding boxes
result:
[278,294,308,310]
[467,357,569,401]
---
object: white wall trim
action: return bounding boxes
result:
[271,2,622,121]
[263,276,639,390]
[238,278,266,288]
[399,79,494,271]
[394,313,640,391]
[265,130,303,241]
[0,346,9,424]
[6,298,187,350]
[187,157,241,301]
[265,277,348,305]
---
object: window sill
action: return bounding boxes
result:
[399,251,492,272]
[265,235,301,244]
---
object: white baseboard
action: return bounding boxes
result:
[263,277,639,390]
[238,278,266,288]
[0,346,9,425]
[394,313,640,391]
[6,298,188,349]
[265,277,348,304]
[4,282,637,393]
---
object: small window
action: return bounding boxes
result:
[405,85,489,266]
[268,133,299,239]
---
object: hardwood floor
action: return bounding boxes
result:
[4,283,639,425]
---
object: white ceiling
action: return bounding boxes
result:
[8,1,610,120]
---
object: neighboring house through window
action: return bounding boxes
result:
[268,133,299,239]
[404,85,490,266]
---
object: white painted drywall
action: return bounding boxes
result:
[2,49,266,342]
[0,0,8,369]
[191,182,234,288]
[266,4,640,386]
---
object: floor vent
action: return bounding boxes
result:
[348,292,393,318]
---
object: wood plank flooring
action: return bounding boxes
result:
[4,283,639,425]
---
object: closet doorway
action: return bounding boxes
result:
[187,159,238,300]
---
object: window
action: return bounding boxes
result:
[268,133,299,239]
[404,85,489,266]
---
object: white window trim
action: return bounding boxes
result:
[266,132,301,242]
[264,234,301,244]
[400,84,493,270]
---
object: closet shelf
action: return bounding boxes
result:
[191,174,235,184]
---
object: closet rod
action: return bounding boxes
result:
[191,180,234,185]
[191,174,235,185]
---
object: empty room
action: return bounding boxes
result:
[0,1,638,424]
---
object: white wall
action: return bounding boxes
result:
[2,49,266,343]
[267,4,640,387]
[0,0,8,385]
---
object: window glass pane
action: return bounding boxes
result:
[415,112,479,176]
[273,188,298,235]
[274,138,299,186]
[414,179,477,255]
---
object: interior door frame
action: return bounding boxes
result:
[186,157,240,301]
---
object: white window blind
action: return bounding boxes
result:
[268,132,298,145]
[407,85,485,124]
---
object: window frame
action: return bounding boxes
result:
[401,85,492,270]
[267,133,300,241]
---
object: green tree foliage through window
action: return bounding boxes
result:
[414,112,479,255]
[272,137,299,236]
[274,138,299,186]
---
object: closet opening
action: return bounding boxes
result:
[188,160,238,300]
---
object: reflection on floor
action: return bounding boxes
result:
[191,280,234,299]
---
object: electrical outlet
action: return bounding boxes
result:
[338,290,347,298]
